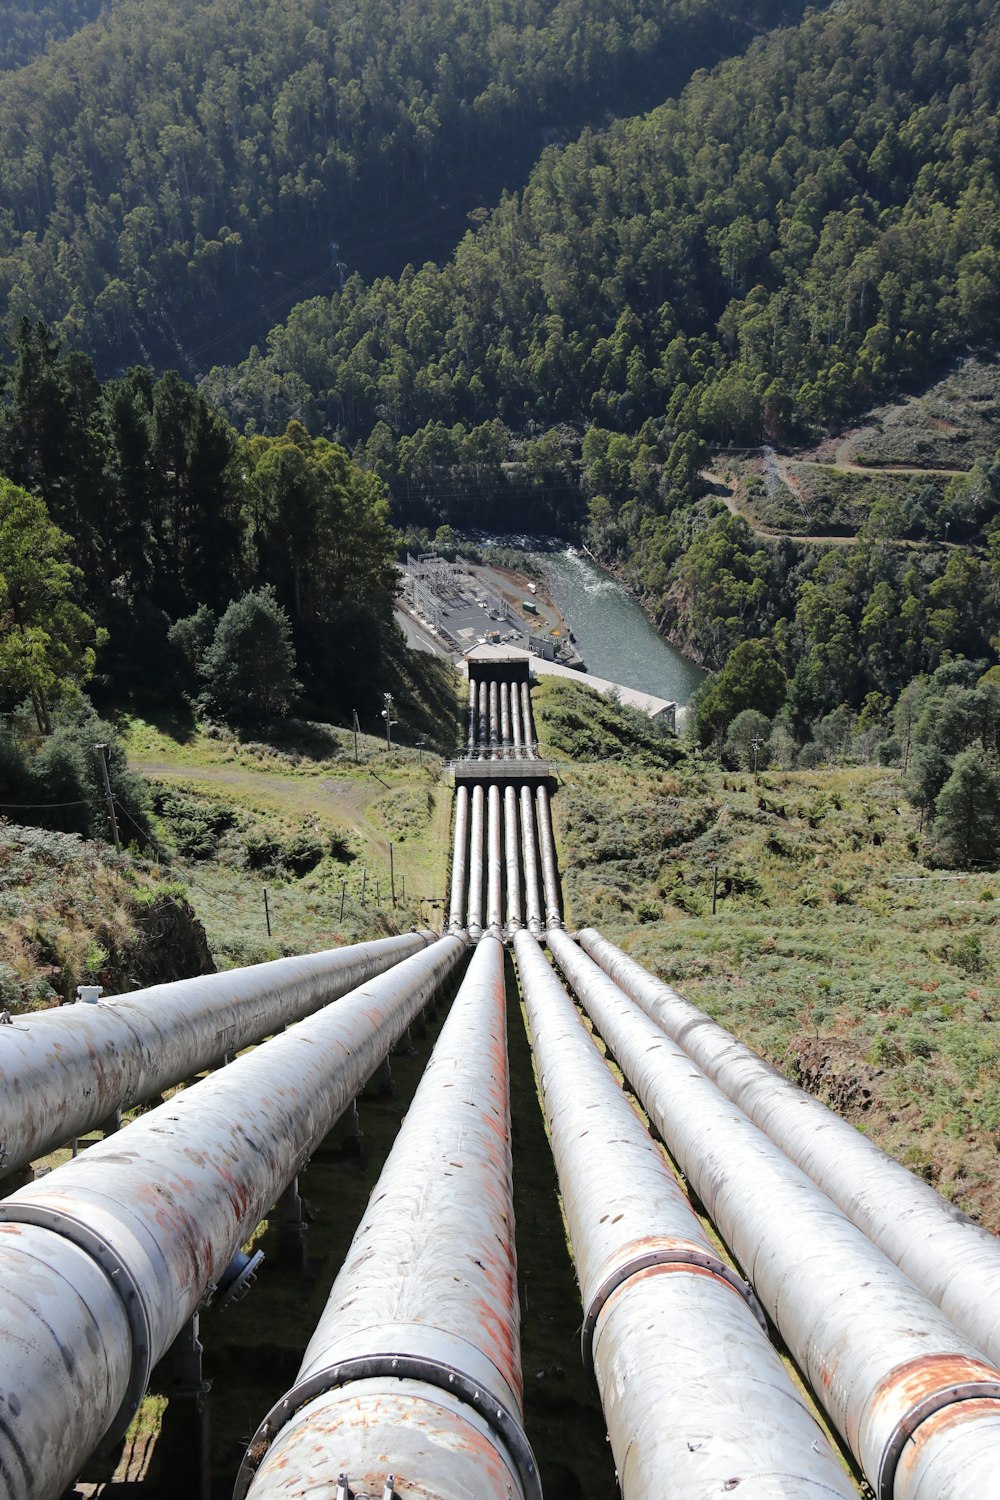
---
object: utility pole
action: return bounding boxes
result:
[389,841,396,906]
[352,710,361,763]
[380,692,396,749]
[263,887,272,937]
[94,744,121,851]
[360,867,367,906]
[339,877,347,923]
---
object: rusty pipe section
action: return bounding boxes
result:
[236,935,539,1500]
[0,936,468,1500]
[504,786,523,933]
[466,784,484,938]
[546,929,1000,1500]
[447,785,469,934]
[486,784,503,934]
[534,786,562,929]
[578,928,1000,1372]
[514,932,856,1500]
[519,785,543,934]
[0,930,433,1181]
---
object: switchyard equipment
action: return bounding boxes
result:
[236,936,540,1500]
[547,929,1000,1500]
[515,931,858,1499]
[0,931,432,1181]
[0,936,467,1500]
[577,927,1000,1373]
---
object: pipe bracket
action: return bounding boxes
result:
[581,1245,766,1371]
[234,1353,542,1500]
[0,1201,153,1452]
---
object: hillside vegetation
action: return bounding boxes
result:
[534,678,1000,1234]
[0,0,804,371]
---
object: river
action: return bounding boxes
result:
[504,542,705,706]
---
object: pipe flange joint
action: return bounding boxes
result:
[581,1246,766,1371]
[876,1377,1000,1500]
[0,1201,153,1452]
[234,1352,542,1500]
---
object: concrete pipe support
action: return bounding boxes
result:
[578,927,1000,1372]
[546,929,1000,1500]
[519,785,543,935]
[447,786,470,934]
[0,931,433,1181]
[466,785,485,939]
[534,786,562,929]
[236,935,538,1500]
[0,936,468,1500]
[514,932,856,1500]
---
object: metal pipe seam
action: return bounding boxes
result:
[235,1350,540,1500]
[1,1203,155,1452]
[514,930,855,1500]
[0,930,434,1179]
[545,927,1000,1500]
[580,1244,766,1369]
[236,1379,530,1500]
[876,1359,1000,1500]
[0,1221,134,1500]
[576,926,1000,1372]
[238,934,537,1500]
[0,936,469,1496]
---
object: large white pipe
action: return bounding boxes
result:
[500,680,512,756]
[519,785,543,934]
[466,784,484,938]
[237,937,538,1500]
[534,785,562,928]
[514,932,856,1500]
[486,784,503,933]
[489,680,500,758]
[546,929,1000,1500]
[519,682,535,757]
[504,785,523,932]
[447,785,470,932]
[577,927,1000,1372]
[0,931,433,1179]
[0,937,468,1500]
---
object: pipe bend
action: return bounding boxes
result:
[235,1350,541,1500]
[580,1241,765,1370]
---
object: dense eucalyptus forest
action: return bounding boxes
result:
[2,0,1000,861]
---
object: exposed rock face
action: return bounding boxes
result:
[124,892,215,989]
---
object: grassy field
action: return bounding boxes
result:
[534,680,1000,1234]
[124,715,455,966]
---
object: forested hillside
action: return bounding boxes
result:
[0,321,401,746]
[211,0,1000,460]
[0,0,107,71]
[0,0,803,370]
